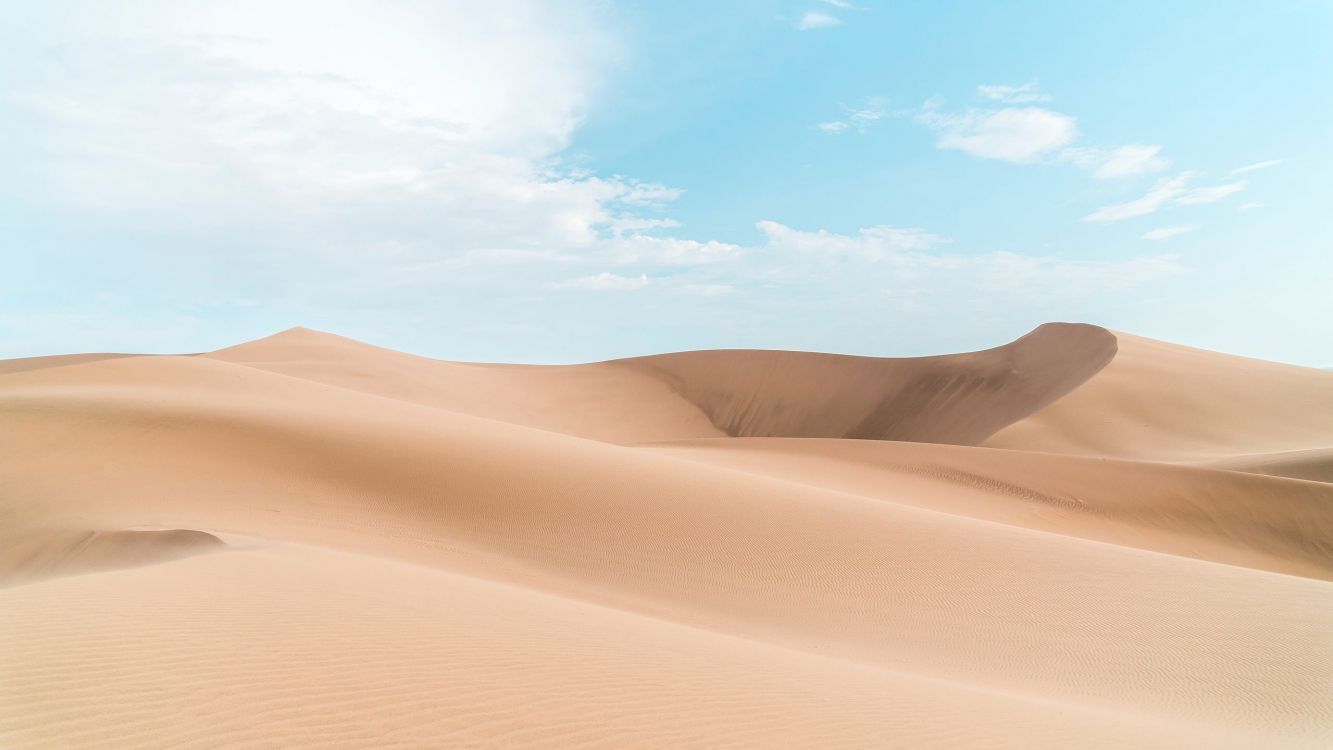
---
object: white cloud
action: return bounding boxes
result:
[3,1,775,291]
[756,220,945,261]
[976,82,1051,104]
[1088,144,1169,179]
[607,217,681,235]
[918,105,1078,163]
[1231,159,1282,175]
[819,0,856,8]
[554,272,649,291]
[1237,200,1264,211]
[818,97,887,135]
[1176,181,1246,205]
[795,11,842,30]
[1139,224,1200,241]
[5,2,629,248]
[916,88,1174,183]
[1081,172,1192,223]
[612,235,743,265]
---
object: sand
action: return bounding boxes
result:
[2,323,1330,748]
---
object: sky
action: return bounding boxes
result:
[2,0,1330,365]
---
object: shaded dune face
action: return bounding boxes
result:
[621,323,1117,444]
[0,529,225,587]
[1205,448,1333,484]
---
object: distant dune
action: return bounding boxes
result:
[2,323,1331,748]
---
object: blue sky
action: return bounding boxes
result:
[2,1,1330,364]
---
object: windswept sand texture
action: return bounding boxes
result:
[2,323,1331,748]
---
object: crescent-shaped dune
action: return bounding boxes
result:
[2,323,1331,748]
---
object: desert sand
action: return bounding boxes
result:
[2,322,1331,748]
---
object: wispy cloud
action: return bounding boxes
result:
[1082,173,1192,223]
[554,272,649,291]
[1082,172,1246,223]
[1231,159,1282,175]
[819,0,857,7]
[1139,224,1199,241]
[818,97,887,135]
[1237,200,1264,211]
[976,82,1051,104]
[1177,181,1246,205]
[794,10,842,30]
[1087,144,1169,179]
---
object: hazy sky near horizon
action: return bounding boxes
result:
[2,1,1330,364]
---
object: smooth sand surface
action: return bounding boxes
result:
[2,323,1331,748]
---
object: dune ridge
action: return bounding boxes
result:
[0,352,137,376]
[2,323,1331,748]
[620,322,1118,444]
[986,331,1333,462]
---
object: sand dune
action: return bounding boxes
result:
[2,323,1330,748]
[621,322,1117,444]
[205,327,722,443]
[986,331,1333,462]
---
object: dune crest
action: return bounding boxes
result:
[207,322,1123,446]
[205,326,724,443]
[0,352,137,376]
